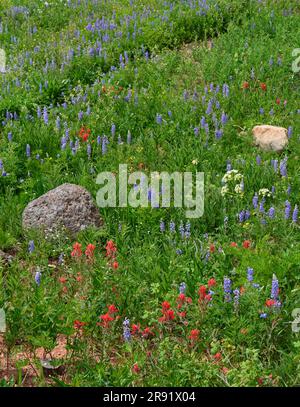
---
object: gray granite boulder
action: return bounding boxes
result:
[22,183,103,235]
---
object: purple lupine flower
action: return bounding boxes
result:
[87,143,91,159]
[179,282,186,294]
[200,116,206,129]
[239,210,245,223]
[35,270,41,286]
[185,221,191,239]
[215,129,223,139]
[58,253,64,265]
[160,220,165,232]
[253,283,260,288]
[7,132,12,142]
[287,185,291,195]
[233,289,240,308]
[169,221,176,233]
[222,83,229,97]
[102,136,108,155]
[259,200,265,213]
[268,207,275,219]
[223,277,232,302]
[259,107,264,115]
[56,116,61,129]
[194,127,199,136]
[260,313,268,319]
[26,144,31,158]
[247,267,254,282]
[43,107,48,125]
[292,205,298,223]
[61,136,67,150]
[221,111,228,126]
[179,222,185,239]
[285,200,291,219]
[156,114,162,124]
[271,276,279,300]
[204,251,210,263]
[288,126,293,138]
[245,210,251,220]
[28,240,35,253]
[271,159,276,172]
[78,111,83,120]
[253,193,258,209]
[123,318,131,342]
[280,158,287,177]
[256,155,261,165]
[206,99,213,115]
[97,135,101,145]
[127,130,131,144]
[271,186,276,195]
[176,249,183,255]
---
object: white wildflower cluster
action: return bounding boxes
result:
[221,169,244,197]
[258,188,272,198]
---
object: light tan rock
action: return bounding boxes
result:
[252,125,288,152]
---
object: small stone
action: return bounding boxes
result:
[22,183,103,236]
[252,125,288,152]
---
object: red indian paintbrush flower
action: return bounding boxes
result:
[98,313,114,328]
[85,243,96,257]
[71,242,82,257]
[107,304,118,315]
[208,278,216,288]
[189,329,200,341]
[260,82,267,91]
[243,240,251,249]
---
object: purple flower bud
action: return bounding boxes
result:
[43,107,48,125]
[292,205,298,223]
[247,267,254,282]
[253,193,258,209]
[179,282,186,294]
[223,277,232,302]
[26,144,31,158]
[280,158,287,177]
[28,240,35,253]
[169,221,176,233]
[127,130,131,144]
[123,318,131,342]
[222,83,229,97]
[271,276,279,300]
[268,207,275,219]
[285,201,291,219]
[35,270,41,286]
[239,210,245,223]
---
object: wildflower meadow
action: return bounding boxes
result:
[0,0,300,389]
